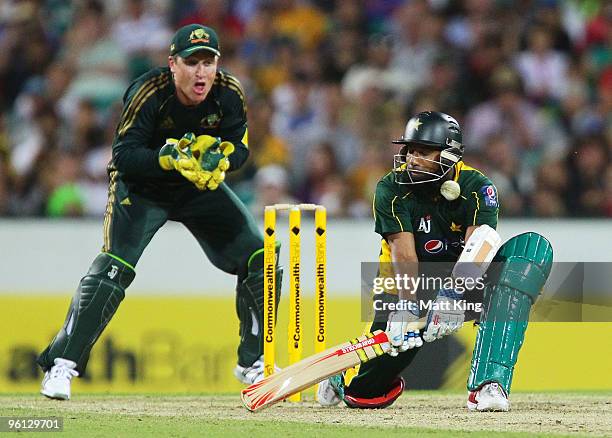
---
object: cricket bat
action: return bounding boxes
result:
[241,330,391,412]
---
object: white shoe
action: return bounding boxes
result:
[467,382,510,412]
[41,358,79,400]
[317,377,342,407]
[234,356,279,385]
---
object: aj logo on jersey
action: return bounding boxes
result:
[418,215,431,233]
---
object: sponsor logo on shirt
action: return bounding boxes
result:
[201,113,221,128]
[424,239,444,254]
[450,221,462,232]
[480,185,498,208]
[418,215,431,233]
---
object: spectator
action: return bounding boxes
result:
[531,188,567,217]
[320,27,364,83]
[45,153,85,218]
[481,135,525,217]
[234,96,291,186]
[532,159,569,217]
[272,0,327,51]
[59,1,127,114]
[0,1,55,110]
[178,0,244,54]
[345,144,389,218]
[10,102,60,216]
[464,66,542,152]
[342,34,414,101]
[457,30,506,107]
[566,136,608,216]
[320,83,363,172]
[0,1,609,218]
[297,142,347,216]
[514,25,569,103]
[603,164,612,217]
[0,114,12,215]
[111,0,172,79]
[389,2,443,100]
[271,70,326,183]
[249,164,297,217]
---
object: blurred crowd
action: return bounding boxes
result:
[0,0,610,219]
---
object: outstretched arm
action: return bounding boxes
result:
[385,231,423,355]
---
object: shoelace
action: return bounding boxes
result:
[50,365,78,380]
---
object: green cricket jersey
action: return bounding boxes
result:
[374,162,499,262]
[109,66,249,189]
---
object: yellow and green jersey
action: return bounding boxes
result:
[374,162,499,262]
[109,67,248,187]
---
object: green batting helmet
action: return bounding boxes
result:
[392,111,464,185]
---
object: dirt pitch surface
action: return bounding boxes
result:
[2,392,611,437]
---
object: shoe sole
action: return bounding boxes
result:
[467,400,509,412]
[477,403,509,412]
[41,389,69,400]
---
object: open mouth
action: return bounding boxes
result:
[194,81,206,95]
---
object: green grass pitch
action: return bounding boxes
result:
[2,392,611,437]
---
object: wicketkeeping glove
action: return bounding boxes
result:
[158,133,210,190]
[422,288,465,342]
[190,135,235,191]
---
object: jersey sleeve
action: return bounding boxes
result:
[111,76,170,178]
[373,179,413,237]
[218,77,249,171]
[468,182,499,229]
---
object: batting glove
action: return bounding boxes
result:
[422,288,465,342]
[386,304,423,357]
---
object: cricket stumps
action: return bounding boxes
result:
[263,203,327,402]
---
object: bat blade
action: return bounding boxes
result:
[241,330,390,412]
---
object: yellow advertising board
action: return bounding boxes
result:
[1,295,611,393]
[0,295,361,393]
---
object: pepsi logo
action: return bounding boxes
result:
[480,184,498,207]
[424,239,444,254]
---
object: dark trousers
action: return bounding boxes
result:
[103,177,262,276]
[38,177,264,374]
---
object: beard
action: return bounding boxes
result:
[405,164,443,182]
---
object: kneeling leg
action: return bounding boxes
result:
[468,232,553,394]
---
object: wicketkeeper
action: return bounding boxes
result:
[318,111,553,411]
[37,24,282,400]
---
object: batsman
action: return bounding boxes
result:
[318,111,553,411]
[37,24,282,399]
